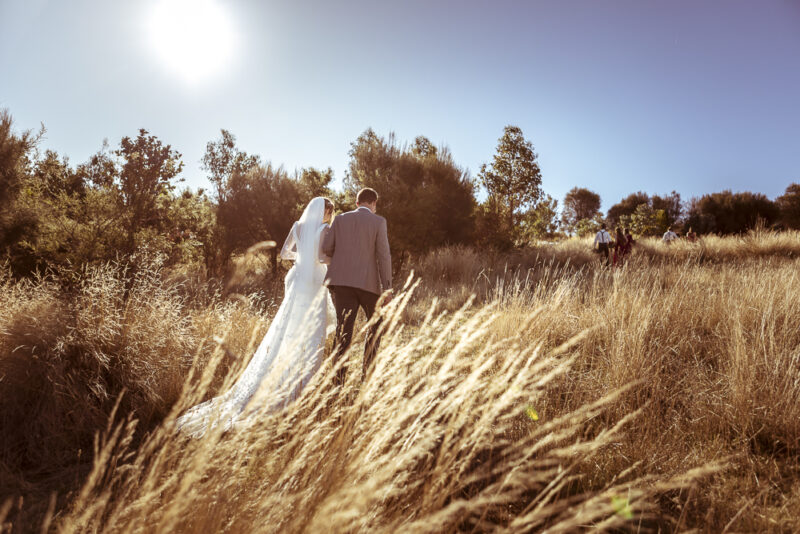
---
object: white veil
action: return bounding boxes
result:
[291,196,326,288]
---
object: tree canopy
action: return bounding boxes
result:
[561,187,601,233]
[776,183,800,230]
[685,190,778,234]
[346,129,476,260]
[202,129,260,202]
[478,126,542,242]
[0,110,40,273]
[5,104,800,283]
[606,191,650,227]
[607,190,682,235]
[116,129,184,252]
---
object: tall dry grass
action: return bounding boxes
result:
[1,231,799,532]
[0,257,265,531]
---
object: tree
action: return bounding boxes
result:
[346,130,476,261]
[475,196,513,250]
[216,163,306,272]
[115,129,184,252]
[776,183,800,229]
[33,150,84,199]
[0,110,35,210]
[344,128,396,195]
[202,129,260,202]
[478,126,542,240]
[161,188,216,266]
[651,191,683,228]
[684,190,779,234]
[0,110,41,273]
[200,130,262,274]
[628,204,668,236]
[607,190,682,233]
[67,143,127,264]
[27,140,211,270]
[522,194,559,241]
[297,167,335,201]
[26,150,94,267]
[561,187,601,233]
[575,214,605,238]
[411,135,437,159]
[75,139,116,189]
[606,191,649,227]
[297,166,349,213]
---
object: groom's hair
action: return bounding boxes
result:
[356,188,378,205]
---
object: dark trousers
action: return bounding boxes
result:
[598,242,610,266]
[329,285,382,384]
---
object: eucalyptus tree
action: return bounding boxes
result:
[477,125,542,241]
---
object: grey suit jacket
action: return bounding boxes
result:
[322,207,392,296]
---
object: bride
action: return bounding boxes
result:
[176,197,336,436]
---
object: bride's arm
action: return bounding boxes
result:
[318,225,331,264]
[321,221,335,262]
[280,223,298,261]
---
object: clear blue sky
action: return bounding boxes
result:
[2,0,798,211]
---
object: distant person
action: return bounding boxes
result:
[686,227,698,242]
[624,228,635,257]
[613,227,626,266]
[593,224,613,265]
[662,226,678,244]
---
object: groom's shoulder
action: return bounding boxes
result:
[361,210,386,226]
[334,209,358,221]
[339,208,386,227]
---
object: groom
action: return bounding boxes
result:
[322,187,392,384]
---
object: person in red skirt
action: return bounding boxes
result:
[624,228,635,258]
[612,227,626,267]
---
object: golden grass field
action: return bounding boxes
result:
[2,231,800,532]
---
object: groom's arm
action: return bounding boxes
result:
[376,218,392,292]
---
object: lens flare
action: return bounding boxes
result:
[146,0,237,83]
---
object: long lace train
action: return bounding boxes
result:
[176,198,335,437]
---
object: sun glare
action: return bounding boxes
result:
[147,0,237,83]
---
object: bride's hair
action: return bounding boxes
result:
[323,198,334,216]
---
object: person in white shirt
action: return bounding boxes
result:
[662,227,679,244]
[593,224,613,265]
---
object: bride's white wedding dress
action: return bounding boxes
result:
[176,197,336,437]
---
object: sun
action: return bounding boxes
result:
[146,0,237,83]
